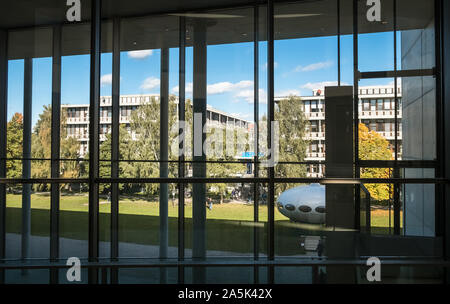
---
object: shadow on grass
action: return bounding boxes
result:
[6,207,267,254]
[6,207,391,255]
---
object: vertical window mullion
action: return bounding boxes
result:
[88,0,102,284]
[0,29,8,284]
[110,17,121,284]
[178,15,186,284]
[393,0,401,235]
[50,24,62,283]
[253,4,260,284]
[267,0,275,284]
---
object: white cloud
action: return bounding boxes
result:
[140,77,160,91]
[127,50,153,59]
[262,62,278,70]
[171,82,193,95]
[172,80,266,104]
[172,80,252,96]
[234,89,253,102]
[100,74,122,87]
[234,88,267,104]
[275,89,300,97]
[300,81,342,91]
[294,61,333,72]
[259,89,268,104]
[230,112,252,120]
[207,80,253,95]
[100,74,112,86]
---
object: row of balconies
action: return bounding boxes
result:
[360,110,402,119]
[67,116,248,127]
[303,110,402,119]
[303,131,402,141]
[67,117,88,123]
[67,110,402,126]
[304,132,325,140]
[305,152,401,160]
[378,131,402,140]
[305,152,326,159]
[306,172,323,178]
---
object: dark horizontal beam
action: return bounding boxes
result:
[0,257,448,270]
[1,158,439,168]
[359,68,435,79]
[358,160,438,169]
[0,177,448,184]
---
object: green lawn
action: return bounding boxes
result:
[5,193,397,254]
[5,193,396,225]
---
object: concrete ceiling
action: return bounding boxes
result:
[2,0,435,59]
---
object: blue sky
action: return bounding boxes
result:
[7,32,397,127]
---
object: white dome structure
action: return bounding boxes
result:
[276,183,326,224]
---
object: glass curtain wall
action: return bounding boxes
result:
[0,0,445,284]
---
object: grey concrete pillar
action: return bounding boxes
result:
[192,20,207,283]
[324,86,356,284]
[160,47,169,283]
[22,58,32,261]
[0,29,7,284]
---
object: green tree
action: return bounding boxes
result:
[6,113,23,179]
[31,105,52,189]
[32,105,81,191]
[274,96,310,195]
[359,123,393,201]
[128,95,179,196]
[97,124,133,194]
[206,126,246,203]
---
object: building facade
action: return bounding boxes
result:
[63,94,253,157]
[279,86,403,178]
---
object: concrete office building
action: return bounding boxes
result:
[276,86,403,178]
[63,94,253,157]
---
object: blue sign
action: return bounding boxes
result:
[241,152,264,158]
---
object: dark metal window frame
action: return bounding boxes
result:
[355,0,442,235]
[0,0,447,284]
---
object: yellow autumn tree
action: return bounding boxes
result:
[358,123,393,201]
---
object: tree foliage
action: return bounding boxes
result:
[126,95,179,195]
[206,126,247,203]
[6,106,80,191]
[274,96,310,195]
[358,123,393,201]
[96,124,134,194]
[6,113,23,179]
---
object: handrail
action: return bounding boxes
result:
[360,184,372,233]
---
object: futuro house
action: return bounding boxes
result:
[277,184,326,224]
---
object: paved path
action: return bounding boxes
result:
[6,233,311,283]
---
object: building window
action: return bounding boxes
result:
[377,99,383,110]
[363,99,370,111]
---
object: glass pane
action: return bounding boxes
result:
[274,0,338,174]
[118,183,178,259]
[6,185,50,259]
[358,78,397,160]
[275,183,327,257]
[358,0,394,72]
[403,170,436,237]
[59,22,92,259]
[59,187,89,259]
[397,0,435,71]
[400,76,436,161]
